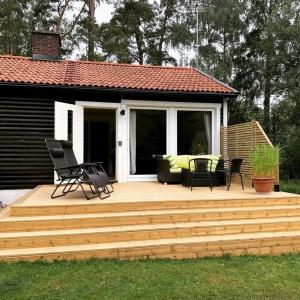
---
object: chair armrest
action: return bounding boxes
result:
[152,154,164,159]
[77,163,97,167]
[157,159,171,172]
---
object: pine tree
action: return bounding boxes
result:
[0,0,29,55]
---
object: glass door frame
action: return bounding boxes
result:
[123,100,221,182]
[76,101,120,181]
[127,106,169,181]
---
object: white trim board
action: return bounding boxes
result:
[73,99,222,183]
[122,99,221,109]
[76,101,120,109]
[75,101,121,182]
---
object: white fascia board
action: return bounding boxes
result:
[122,99,221,109]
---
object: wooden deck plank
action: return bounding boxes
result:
[12,183,299,206]
[2,216,300,249]
[2,230,300,262]
[8,183,300,217]
[3,205,300,232]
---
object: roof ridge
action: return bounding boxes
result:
[64,59,193,71]
[0,55,197,71]
[0,55,29,60]
[0,55,230,76]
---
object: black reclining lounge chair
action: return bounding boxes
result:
[60,140,114,194]
[45,139,111,200]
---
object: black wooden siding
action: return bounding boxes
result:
[0,84,227,190]
[0,98,54,189]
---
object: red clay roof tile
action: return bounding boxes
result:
[0,55,238,95]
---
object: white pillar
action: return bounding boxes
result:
[222,99,229,159]
[223,99,228,126]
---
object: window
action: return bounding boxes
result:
[177,111,212,155]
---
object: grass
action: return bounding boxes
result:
[281,179,300,194]
[1,256,300,299]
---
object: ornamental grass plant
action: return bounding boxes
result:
[251,144,279,178]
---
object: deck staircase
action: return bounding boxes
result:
[2,193,300,261]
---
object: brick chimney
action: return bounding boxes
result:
[32,31,61,60]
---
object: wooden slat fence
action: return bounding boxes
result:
[220,120,279,187]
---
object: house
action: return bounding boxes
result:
[0,31,239,189]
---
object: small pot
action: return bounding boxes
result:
[252,177,275,193]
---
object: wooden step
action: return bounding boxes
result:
[3,205,300,232]
[3,216,300,249]
[10,196,300,216]
[2,230,300,262]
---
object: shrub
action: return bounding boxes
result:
[251,144,279,178]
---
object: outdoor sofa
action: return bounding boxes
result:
[156,154,226,186]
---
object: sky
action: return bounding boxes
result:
[95,3,114,24]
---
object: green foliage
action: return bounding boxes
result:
[281,180,300,195]
[196,0,246,83]
[98,0,155,64]
[228,99,264,126]
[0,0,29,55]
[251,144,279,178]
[98,0,188,65]
[233,0,299,134]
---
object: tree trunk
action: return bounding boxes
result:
[264,55,272,134]
[134,30,144,65]
[56,0,71,33]
[222,28,227,83]
[157,9,169,65]
[87,0,96,61]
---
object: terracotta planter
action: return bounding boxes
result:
[252,177,275,193]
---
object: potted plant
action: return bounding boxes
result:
[251,144,279,193]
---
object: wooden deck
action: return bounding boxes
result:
[1,182,300,261]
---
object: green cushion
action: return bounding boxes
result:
[173,155,189,169]
[170,168,182,173]
[163,154,221,172]
[163,155,178,169]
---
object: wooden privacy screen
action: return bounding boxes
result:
[220,120,279,187]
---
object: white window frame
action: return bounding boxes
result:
[74,100,221,183]
[175,108,215,156]
[122,100,221,182]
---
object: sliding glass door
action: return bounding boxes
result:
[128,106,214,178]
[129,109,166,175]
[177,110,212,155]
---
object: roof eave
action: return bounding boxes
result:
[0,82,239,98]
[193,68,240,95]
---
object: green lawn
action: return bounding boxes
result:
[1,255,300,300]
[281,179,300,194]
